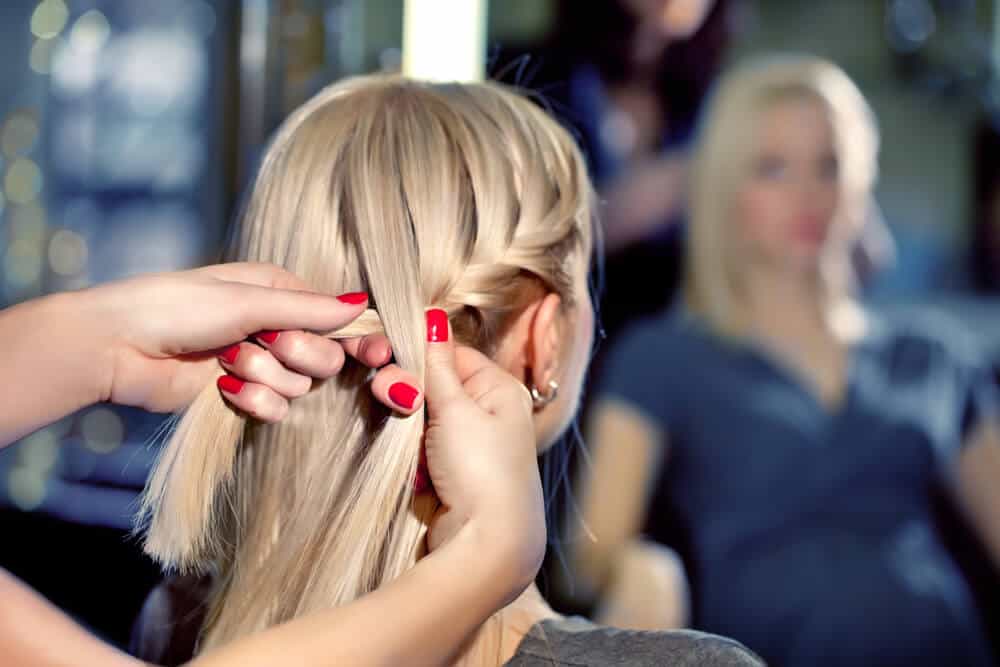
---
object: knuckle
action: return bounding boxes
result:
[243,349,268,377]
[288,375,313,398]
[326,345,346,375]
[280,333,308,361]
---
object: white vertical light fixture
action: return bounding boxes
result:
[402,0,487,82]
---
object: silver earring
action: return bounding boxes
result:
[529,380,559,409]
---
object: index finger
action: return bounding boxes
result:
[227,283,369,337]
[340,333,393,368]
[195,262,312,291]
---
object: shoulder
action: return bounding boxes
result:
[607,309,702,370]
[508,617,765,667]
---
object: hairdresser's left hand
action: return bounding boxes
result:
[81,262,422,420]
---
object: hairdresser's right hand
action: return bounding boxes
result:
[80,262,422,420]
[421,310,546,593]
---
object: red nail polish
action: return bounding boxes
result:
[257,330,280,344]
[219,344,240,364]
[426,309,449,342]
[388,382,419,410]
[217,375,245,394]
[336,292,369,305]
[413,464,430,494]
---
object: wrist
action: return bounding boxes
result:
[40,288,117,405]
[456,511,545,605]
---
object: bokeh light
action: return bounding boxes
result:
[29,38,57,75]
[4,239,44,287]
[48,228,88,276]
[30,0,69,40]
[8,467,47,511]
[10,202,47,244]
[51,37,101,96]
[2,112,40,157]
[5,158,43,204]
[106,30,205,116]
[19,428,60,473]
[69,10,111,55]
[80,407,124,454]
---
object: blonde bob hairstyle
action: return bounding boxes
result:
[136,75,594,655]
[685,55,880,335]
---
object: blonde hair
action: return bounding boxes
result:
[685,55,879,335]
[136,75,594,656]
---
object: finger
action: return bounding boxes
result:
[195,262,313,291]
[461,362,532,417]
[370,364,424,414]
[340,333,393,368]
[423,309,467,409]
[453,345,503,384]
[254,330,346,379]
[218,342,312,398]
[225,282,370,337]
[217,375,290,422]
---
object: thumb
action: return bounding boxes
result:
[423,309,467,410]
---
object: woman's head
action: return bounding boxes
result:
[622,0,717,40]
[235,75,596,444]
[686,55,879,332]
[137,75,596,650]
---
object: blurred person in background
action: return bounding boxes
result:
[497,0,730,339]
[565,55,1000,666]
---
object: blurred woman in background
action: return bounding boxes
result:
[567,55,1000,666]
[497,0,730,338]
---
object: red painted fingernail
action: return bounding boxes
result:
[388,382,419,410]
[336,291,369,305]
[257,330,280,344]
[217,375,245,395]
[413,464,430,494]
[219,344,240,364]
[426,309,449,342]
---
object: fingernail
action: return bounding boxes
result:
[426,309,449,342]
[413,464,430,494]
[388,382,419,410]
[217,375,245,395]
[336,291,369,305]
[219,344,240,364]
[257,330,280,344]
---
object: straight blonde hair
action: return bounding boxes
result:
[685,55,880,335]
[136,75,594,657]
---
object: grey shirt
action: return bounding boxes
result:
[507,617,764,666]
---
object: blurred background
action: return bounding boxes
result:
[0,0,997,660]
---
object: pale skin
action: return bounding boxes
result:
[568,96,1000,624]
[0,262,547,667]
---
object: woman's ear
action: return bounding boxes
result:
[527,292,563,391]
[493,291,563,386]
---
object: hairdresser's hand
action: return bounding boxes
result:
[421,309,545,591]
[82,262,423,419]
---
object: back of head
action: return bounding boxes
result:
[136,75,593,651]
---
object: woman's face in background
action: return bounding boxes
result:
[622,0,716,39]
[734,95,842,275]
